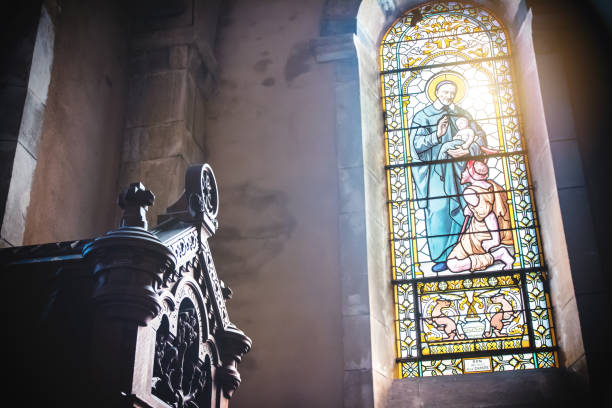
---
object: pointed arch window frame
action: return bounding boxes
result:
[378,1,558,378]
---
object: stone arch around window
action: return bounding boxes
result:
[380,1,557,378]
[314,0,590,405]
[332,0,585,405]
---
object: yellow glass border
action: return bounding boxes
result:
[379,1,557,379]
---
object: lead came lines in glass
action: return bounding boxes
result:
[383,1,557,378]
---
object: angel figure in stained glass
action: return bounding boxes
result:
[446,160,514,272]
[410,72,485,271]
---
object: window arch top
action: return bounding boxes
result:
[379,2,557,378]
[381,2,508,72]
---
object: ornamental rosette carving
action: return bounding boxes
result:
[186,164,219,222]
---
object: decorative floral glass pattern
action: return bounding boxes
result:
[381,2,557,377]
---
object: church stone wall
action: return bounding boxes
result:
[205,1,345,406]
[529,0,612,394]
[118,0,220,226]
[0,1,51,247]
[2,0,609,406]
[23,0,129,244]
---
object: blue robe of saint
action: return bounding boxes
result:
[410,102,483,263]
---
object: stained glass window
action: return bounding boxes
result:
[380,2,558,377]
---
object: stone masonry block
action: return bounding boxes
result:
[354,1,385,50]
[122,123,183,162]
[567,353,589,390]
[361,113,385,176]
[126,70,189,128]
[122,122,204,164]
[370,317,395,377]
[529,142,558,208]
[335,58,359,83]
[0,85,27,138]
[388,369,573,408]
[28,6,54,103]
[18,90,45,158]
[547,254,576,319]
[388,377,418,405]
[537,53,578,142]
[169,45,189,69]
[368,260,394,327]
[129,45,189,76]
[372,369,393,408]
[556,296,585,369]
[339,212,368,278]
[312,34,356,63]
[192,82,207,156]
[0,143,36,246]
[184,71,195,134]
[344,369,374,408]
[338,166,365,214]
[343,314,373,371]
[575,292,610,354]
[365,182,393,326]
[336,80,363,169]
[550,139,586,189]
[557,187,604,296]
[0,140,18,220]
[364,166,386,222]
[132,0,193,33]
[130,48,171,75]
[342,260,370,317]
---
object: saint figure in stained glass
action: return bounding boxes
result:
[381,1,557,377]
[410,73,485,272]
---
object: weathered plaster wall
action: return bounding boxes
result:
[23,0,129,243]
[205,0,344,406]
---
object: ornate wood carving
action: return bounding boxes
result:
[0,163,250,408]
[83,183,176,325]
[152,303,211,408]
[185,163,219,222]
[150,163,251,405]
[119,181,155,229]
[200,239,230,329]
[167,228,200,269]
[161,164,231,330]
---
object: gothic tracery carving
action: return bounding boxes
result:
[149,163,249,406]
[152,303,212,408]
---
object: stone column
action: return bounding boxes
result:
[313,2,379,407]
[118,0,220,226]
[0,2,54,247]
